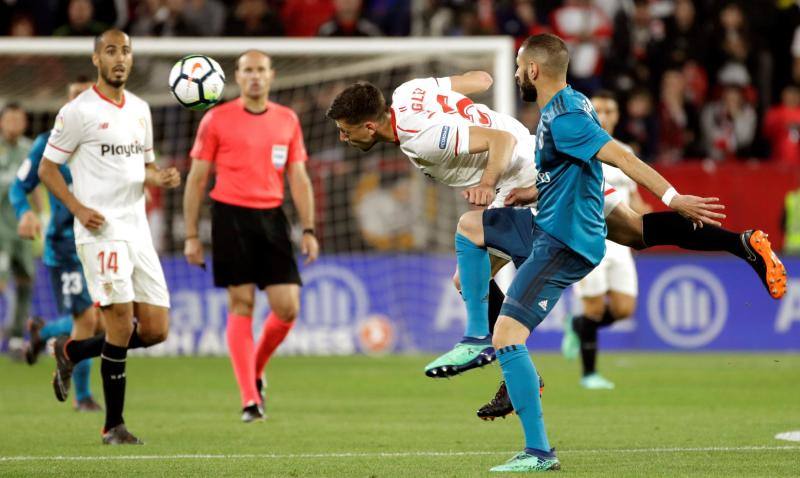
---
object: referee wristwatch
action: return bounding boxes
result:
[302,228,316,236]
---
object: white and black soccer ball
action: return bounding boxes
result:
[169,55,225,111]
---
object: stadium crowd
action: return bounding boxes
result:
[2,0,800,163]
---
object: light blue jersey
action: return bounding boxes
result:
[9,132,79,267]
[533,85,611,265]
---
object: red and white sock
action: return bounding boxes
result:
[255,312,295,378]
[226,314,260,407]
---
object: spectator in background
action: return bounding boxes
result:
[708,2,759,91]
[793,23,800,84]
[608,0,665,91]
[763,84,800,165]
[658,69,702,162]
[139,0,200,36]
[182,0,226,36]
[282,0,335,36]
[657,0,706,69]
[618,88,658,162]
[91,0,129,30]
[225,0,284,36]
[497,0,550,49]
[129,0,162,36]
[7,12,36,36]
[365,0,410,36]
[318,0,382,36]
[769,1,799,102]
[445,2,495,36]
[550,0,613,94]
[701,83,757,160]
[682,60,710,108]
[53,0,107,36]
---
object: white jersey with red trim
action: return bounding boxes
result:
[390,77,537,207]
[43,86,155,245]
[601,142,637,207]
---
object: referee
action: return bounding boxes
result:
[183,50,319,422]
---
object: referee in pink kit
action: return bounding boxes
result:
[183,50,319,422]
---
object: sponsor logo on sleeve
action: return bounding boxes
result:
[438,125,451,149]
[272,144,288,169]
[53,115,64,134]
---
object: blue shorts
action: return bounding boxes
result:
[483,208,535,268]
[499,226,595,330]
[48,263,94,316]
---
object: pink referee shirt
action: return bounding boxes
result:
[190,98,308,209]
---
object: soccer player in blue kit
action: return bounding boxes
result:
[488,34,725,472]
[10,77,102,411]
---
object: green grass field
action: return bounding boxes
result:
[1,353,798,477]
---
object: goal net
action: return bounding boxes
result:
[0,37,518,355]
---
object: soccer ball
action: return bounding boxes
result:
[168,55,225,111]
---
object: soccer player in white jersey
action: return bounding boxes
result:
[327,75,623,377]
[329,74,787,385]
[565,91,652,390]
[327,75,540,373]
[38,30,181,445]
[329,73,537,208]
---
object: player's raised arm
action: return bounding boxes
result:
[463,126,517,206]
[596,140,726,227]
[448,71,493,96]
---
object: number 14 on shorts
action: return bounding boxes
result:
[98,250,119,275]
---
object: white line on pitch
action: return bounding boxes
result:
[1,445,799,462]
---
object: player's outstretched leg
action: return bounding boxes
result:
[640,212,787,298]
[52,335,75,401]
[425,221,495,378]
[477,376,544,421]
[24,315,71,365]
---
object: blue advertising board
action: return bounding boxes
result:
[5,255,800,354]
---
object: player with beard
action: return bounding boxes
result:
[327,73,784,384]
[479,34,761,471]
[39,29,181,444]
[11,77,104,412]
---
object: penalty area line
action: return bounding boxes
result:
[1,445,799,462]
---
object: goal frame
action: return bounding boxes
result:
[0,37,517,117]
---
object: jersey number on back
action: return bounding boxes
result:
[436,95,491,127]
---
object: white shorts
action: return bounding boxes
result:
[77,240,170,308]
[574,241,638,298]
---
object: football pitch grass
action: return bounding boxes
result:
[1,353,798,477]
